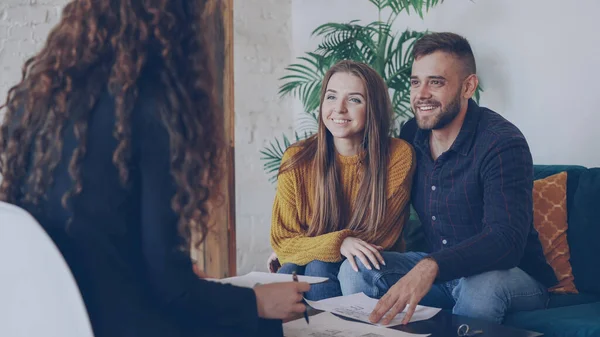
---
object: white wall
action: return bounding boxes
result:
[3,0,597,276]
[234,0,294,273]
[291,0,600,168]
[0,0,65,105]
[0,0,293,275]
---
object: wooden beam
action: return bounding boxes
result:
[223,0,237,278]
[194,0,236,278]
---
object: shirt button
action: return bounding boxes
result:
[442,239,448,245]
[432,216,436,221]
[431,185,436,191]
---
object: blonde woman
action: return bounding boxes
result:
[269,60,416,300]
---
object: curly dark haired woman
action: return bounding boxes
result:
[0,1,308,336]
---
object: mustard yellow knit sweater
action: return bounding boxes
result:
[270,138,415,266]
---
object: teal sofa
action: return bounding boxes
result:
[505,165,600,336]
[404,165,600,337]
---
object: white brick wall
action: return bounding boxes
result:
[0,0,66,107]
[234,0,293,274]
[0,0,293,274]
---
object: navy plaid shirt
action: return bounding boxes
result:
[400,100,555,285]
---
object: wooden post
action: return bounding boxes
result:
[194,0,236,278]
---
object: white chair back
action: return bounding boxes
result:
[0,201,94,337]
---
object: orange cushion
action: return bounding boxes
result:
[532,171,577,294]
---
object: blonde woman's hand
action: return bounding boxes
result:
[254,282,310,320]
[340,237,385,272]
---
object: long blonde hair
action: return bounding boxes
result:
[279,60,393,242]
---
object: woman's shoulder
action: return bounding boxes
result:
[388,137,415,166]
[281,144,303,163]
[281,137,314,163]
[385,138,415,190]
[276,142,313,196]
[278,139,316,186]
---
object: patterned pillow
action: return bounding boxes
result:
[532,172,578,294]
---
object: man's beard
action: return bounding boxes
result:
[413,90,462,131]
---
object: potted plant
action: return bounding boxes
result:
[261,0,480,182]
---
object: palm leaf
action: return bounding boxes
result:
[260,134,293,183]
[368,0,387,10]
[296,111,319,136]
[473,83,483,104]
[385,0,444,17]
[312,22,379,63]
[423,0,444,12]
[391,89,413,127]
[260,132,311,183]
[278,53,332,113]
[369,21,392,74]
[379,29,423,128]
[384,30,423,82]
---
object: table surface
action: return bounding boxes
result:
[306,308,542,337]
[387,309,543,337]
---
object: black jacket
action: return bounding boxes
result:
[16,69,282,337]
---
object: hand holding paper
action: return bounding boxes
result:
[254,281,310,320]
[205,271,317,321]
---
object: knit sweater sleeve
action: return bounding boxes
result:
[372,139,416,251]
[270,149,353,266]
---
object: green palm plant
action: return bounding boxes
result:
[261,0,480,183]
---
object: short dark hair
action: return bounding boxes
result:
[413,32,476,76]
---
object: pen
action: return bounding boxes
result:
[292,271,309,324]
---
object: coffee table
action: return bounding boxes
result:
[305,308,542,337]
[384,310,541,337]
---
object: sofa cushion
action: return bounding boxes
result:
[505,302,600,337]
[567,168,600,294]
[532,172,577,293]
[548,293,600,309]
[405,165,599,295]
[534,165,600,295]
[534,165,587,182]
[534,165,586,213]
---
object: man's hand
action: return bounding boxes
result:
[369,258,439,325]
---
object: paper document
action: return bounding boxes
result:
[305,292,441,327]
[284,312,430,337]
[206,271,327,288]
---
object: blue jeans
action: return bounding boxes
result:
[278,260,343,301]
[338,251,549,323]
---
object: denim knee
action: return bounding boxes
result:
[452,268,548,323]
[338,251,426,298]
[304,260,342,279]
[338,257,383,297]
[301,260,343,300]
[277,263,301,275]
